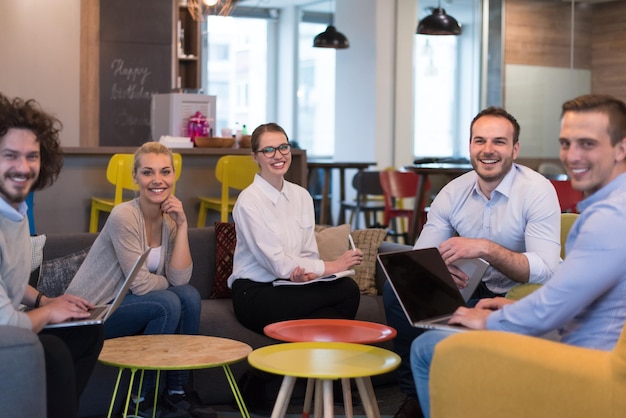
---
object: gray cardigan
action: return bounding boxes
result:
[65,199,192,304]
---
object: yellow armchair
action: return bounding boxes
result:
[429,328,626,418]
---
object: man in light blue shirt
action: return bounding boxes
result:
[386,107,561,418]
[411,94,626,418]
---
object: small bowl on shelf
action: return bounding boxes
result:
[221,137,236,148]
[239,135,252,148]
[194,137,223,148]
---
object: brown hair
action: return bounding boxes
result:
[250,123,289,153]
[0,93,64,191]
[561,94,626,146]
[469,106,521,144]
[133,141,175,174]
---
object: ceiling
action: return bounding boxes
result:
[235,0,623,14]
[236,0,332,12]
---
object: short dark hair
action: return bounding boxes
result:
[250,123,289,153]
[0,93,64,191]
[469,106,521,144]
[561,94,626,147]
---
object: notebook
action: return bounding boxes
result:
[44,249,150,329]
[272,269,356,286]
[377,248,489,333]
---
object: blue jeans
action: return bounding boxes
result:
[104,284,201,394]
[383,280,425,397]
[383,279,491,397]
[410,330,455,418]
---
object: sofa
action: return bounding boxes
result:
[34,226,410,417]
[0,326,47,416]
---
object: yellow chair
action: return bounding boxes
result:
[430,323,626,418]
[89,153,182,233]
[559,212,579,259]
[197,155,258,226]
[505,213,580,300]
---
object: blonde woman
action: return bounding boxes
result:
[66,142,212,418]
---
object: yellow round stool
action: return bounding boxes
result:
[248,341,400,418]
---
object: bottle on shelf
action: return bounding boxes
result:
[234,122,242,146]
[241,124,248,135]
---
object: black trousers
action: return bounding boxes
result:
[232,277,361,334]
[39,325,104,418]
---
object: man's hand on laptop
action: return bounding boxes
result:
[448,265,469,288]
[475,297,514,311]
[46,295,95,320]
[439,237,486,265]
[448,298,515,329]
[27,294,95,332]
[448,306,491,329]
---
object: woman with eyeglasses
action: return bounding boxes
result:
[227,123,363,335]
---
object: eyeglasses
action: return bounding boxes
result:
[256,143,292,158]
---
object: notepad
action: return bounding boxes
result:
[272,269,356,287]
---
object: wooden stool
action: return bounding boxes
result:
[98,335,252,418]
[248,341,400,418]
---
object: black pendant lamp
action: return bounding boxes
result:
[417,2,462,36]
[313,2,349,49]
[313,25,349,49]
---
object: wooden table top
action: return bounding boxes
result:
[99,335,252,371]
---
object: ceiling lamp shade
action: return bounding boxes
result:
[417,7,462,36]
[313,25,350,49]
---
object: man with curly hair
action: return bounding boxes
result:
[0,92,104,417]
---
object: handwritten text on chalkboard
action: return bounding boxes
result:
[109,58,154,100]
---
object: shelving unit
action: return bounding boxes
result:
[175,3,201,90]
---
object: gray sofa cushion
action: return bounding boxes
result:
[0,326,46,417]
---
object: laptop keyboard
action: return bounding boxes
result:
[88,305,109,319]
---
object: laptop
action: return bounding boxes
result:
[377,248,489,333]
[44,249,150,329]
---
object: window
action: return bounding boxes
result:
[413,0,482,159]
[204,15,269,135]
[414,36,458,157]
[297,20,336,157]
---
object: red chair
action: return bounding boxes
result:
[379,170,429,244]
[550,179,583,213]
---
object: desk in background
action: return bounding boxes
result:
[307,160,376,226]
[404,162,473,243]
[34,147,307,233]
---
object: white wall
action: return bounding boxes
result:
[0,0,81,146]
[505,64,591,158]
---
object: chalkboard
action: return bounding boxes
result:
[100,0,172,44]
[99,0,173,147]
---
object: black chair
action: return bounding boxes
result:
[339,170,386,229]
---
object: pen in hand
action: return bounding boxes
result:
[348,234,356,251]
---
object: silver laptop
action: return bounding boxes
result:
[45,249,150,329]
[377,248,488,333]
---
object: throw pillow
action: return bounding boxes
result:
[351,228,387,295]
[29,235,47,287]
[30,235,46,272]
[37,247,91,298]
[314,224,350,261]
[211,222,237,299]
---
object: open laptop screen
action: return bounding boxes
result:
[378,248,466,322]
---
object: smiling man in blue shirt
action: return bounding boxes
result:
[385,107,561,418]
[411,94,626,418]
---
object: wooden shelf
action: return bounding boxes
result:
[176,5,201,90]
